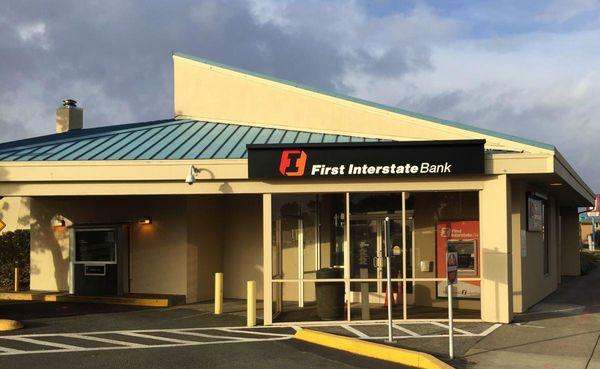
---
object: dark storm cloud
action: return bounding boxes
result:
[0,0,453,140]
[1,0,598,192]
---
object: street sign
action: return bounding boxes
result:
[0,219,6,232]
[446,249,458,359]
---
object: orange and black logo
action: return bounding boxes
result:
[279,150,307,176]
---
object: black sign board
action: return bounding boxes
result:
[84,264,106,276]
[247,140,485,179]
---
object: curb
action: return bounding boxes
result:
[0,319,23,331]
[0,292,171,307]
[294,329,453,369]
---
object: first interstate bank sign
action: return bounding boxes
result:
[247,139,485,179]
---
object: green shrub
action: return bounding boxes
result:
[0,230,30,290]
[581,249,599,275]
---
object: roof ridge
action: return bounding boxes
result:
[174,52,554,151]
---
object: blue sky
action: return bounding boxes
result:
[1,0,600,190]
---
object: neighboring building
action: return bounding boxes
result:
[581,220,593,247]
[0,53,592,324]
[580,200,599,248]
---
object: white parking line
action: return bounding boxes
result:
[163,330,245,341]
[480,323,502,336]
[341,325,369,338]
[221,328,292,337]
[67,334,145,348]
[1,336,82,350]
[0,346,24,354]
[0,322,501,356]
[391,323,419,337]
[117,332,193,344]
[429,321,476,336]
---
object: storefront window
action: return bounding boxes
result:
[271,193,346,322]
[269,191,481,323]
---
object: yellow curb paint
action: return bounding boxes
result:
[0,292,170,307]
[0,319,23,331]
[294,329,453,369]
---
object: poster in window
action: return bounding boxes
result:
[527,196,543,232]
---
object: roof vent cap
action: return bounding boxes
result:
[62,99,78,108]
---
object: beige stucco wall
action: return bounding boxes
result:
[511,181,526,314]
[511,182,561,313]
[29,194,265,303]
[187,196,224,302]
[222,195,264,300]
[0,197,30,232]
[173,55,552,155]
[30,197,71,291]
[29,196,189,296]
[480,175,513,323]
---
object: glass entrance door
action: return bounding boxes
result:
[350,216,410,303]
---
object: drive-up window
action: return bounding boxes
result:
[75,229,117,263]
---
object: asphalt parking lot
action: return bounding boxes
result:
[0,298,506,368]
[0,301,416,369]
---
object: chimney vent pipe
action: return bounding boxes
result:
[56,99,83,133]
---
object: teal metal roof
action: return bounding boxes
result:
[175,52,555,151]
[0,119,384,161]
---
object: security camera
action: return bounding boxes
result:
[185,165,197,185]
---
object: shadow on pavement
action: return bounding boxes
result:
[0,301,150,320]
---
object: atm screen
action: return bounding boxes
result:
[448,240,476,273]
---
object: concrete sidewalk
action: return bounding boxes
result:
[464,266,600,369]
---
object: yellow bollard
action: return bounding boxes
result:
[14,267,18,292]
[214,272,223,315]
[247,280,256,327]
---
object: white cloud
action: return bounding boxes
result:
[16,22,51,50]
[341,27,600,189]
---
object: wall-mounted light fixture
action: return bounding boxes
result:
[138,217,152,225]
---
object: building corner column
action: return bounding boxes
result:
[480,174,514,323]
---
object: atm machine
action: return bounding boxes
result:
[436,220,480,298]
[70,226,129,296]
